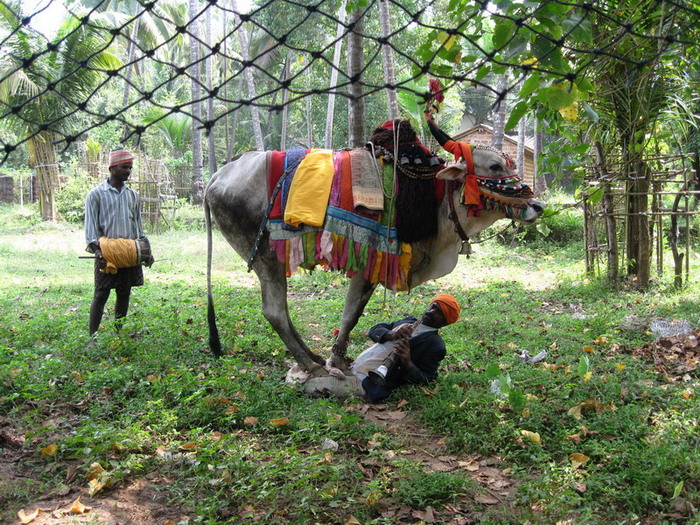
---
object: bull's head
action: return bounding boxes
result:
[436,145,544,234]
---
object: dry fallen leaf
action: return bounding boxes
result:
[270,417,290,427]
[146,375,158,382]
[85,462,105,480]
[567,433,581,445]
[520,430,541,444]
[569,453,591,469]
[179,442,198,451]
[68,497,91,514]
[88,477,111,496]
[18,508,42,524]
[243,416,258,426]
[474,494,499,505]
[210,431,223,441]
[40,444,58,456]
[345,516,362,525]
[582,346,595,354]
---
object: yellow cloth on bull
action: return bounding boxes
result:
[99,236,137,274]
[284,149,334,227]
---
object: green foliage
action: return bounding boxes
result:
[394,468,473,508]
[54,172,94,223]
[2,210,700,523]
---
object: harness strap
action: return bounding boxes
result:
[247,157,304,271]
[447,180,470,248]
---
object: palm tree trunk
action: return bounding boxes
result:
[517,113,526,178]
[347,6,366,148]
[280,55,291,150]
[379,0,399,120]
[324,2,346,149]
[28,132,59,221]
[491,74,507,150]
[120,20,140,142]
[205,4,217,175]
[189,0,204,204]
[232,0,264,150]
[533,116,547,195]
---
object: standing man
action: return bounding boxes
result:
[84,149,152,341]
[351,294,461,403]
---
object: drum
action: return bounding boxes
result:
[135,237,152,266]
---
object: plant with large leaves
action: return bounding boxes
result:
[0,1,120,220]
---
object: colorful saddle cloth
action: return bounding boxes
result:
[267,148,412,290]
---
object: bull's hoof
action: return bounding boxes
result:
[302,375,365,396]
[327,354,352,376]
[306,362,327,377]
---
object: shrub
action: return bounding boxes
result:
[55,172,94,224]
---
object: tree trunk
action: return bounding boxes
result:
[347,7,366,148]
[491,74,507,150]
[517,113,526,178]
[233,0,265,150]
[324,2,346,149]
[594,141,618,284]
[379,0,399,120]
[189,0,204,204]
[280,55,291,150]
[120,21,140,142]
[205,4,217,175]
[306,87,313,148]
[533,116,547,194]
[28,132,59,222]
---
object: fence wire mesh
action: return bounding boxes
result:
[1,0,699,166]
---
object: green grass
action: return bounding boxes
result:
[1,203,699,523]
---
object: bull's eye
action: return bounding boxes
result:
[490,164,503,172]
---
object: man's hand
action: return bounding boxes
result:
[385,324,413,342]
[394,338,412,368]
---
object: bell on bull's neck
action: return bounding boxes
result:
[459,240,472,257]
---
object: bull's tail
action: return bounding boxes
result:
[204,197,223,358]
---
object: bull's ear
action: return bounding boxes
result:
[436,161,467,181]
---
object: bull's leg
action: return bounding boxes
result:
[255,261,326,376]
[328,276,378,373]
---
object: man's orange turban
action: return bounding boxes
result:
[432,294,460,325]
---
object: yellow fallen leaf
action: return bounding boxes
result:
[68,497,92,513]
[270,417,290,427]
[225,404,240,415]
[40,444,58,456]
[682,390,692,399]
[179,442,198,451]
[18,508,42,524]
[110,443,123,451]
[520,430,541,444]
[88,477,111,496]
[582,346,595,354]
[583,371,593,383]
[570,453,591,469]
[71,371,83,383]
[85,462,105,480]
[257,372,265,380]
[146,375,158,382]
[525,394,539,401]
[567,405,583,420]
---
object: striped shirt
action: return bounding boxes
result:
[84,179,145,252]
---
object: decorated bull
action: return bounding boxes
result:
[205,118,543,377]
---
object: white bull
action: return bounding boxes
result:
[204,146,544,377]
